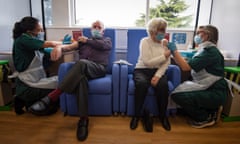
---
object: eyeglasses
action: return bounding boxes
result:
[92,25,102,29]
[196,30,205,35]
[157,28,166,33]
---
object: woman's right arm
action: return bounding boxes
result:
[172,50,192,71]
[42,41,62,48]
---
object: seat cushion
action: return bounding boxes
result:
[88,74,112,94]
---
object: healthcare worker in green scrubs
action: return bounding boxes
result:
[12,16,62,115]
[168,25,228,128]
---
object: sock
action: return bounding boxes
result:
[48,88,62,102]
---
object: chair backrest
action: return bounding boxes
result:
[127,29,148,73]
[82,28,116,73]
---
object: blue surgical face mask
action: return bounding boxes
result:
[37,32,45,40]
[91,29,102,38]
[194,35,203,44]
[156,33,165,41]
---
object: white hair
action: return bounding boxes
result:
[92,20,105,30]
[146,17,167,36]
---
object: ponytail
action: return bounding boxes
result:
[12,16,39,39]
[13,22,23,39]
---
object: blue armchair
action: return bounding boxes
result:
[119,29,181,116]
[58,28,120,116]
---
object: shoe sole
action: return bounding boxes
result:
[191,120,216,129]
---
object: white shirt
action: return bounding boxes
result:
[135,37,170,78]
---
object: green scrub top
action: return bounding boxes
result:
[188,46,227,90]
[13,33,48,105]
[13,33,44,72]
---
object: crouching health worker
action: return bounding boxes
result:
[12,16,62,115]
[168,25,228,128]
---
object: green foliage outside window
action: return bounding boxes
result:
[136,0,193,28]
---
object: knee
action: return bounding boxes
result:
[76,59,88,66]
[171,93,181,103]
[135,80,148,89]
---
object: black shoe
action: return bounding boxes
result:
[14,97,25,115]
[162,117,171,131]
[142,109,153,132]
[130,117,139,130]
[28,96,53,116]
[77,119,89,141]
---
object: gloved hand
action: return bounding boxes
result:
[167,42,177,54]
[62,34,72,44]
[44,47,53,54]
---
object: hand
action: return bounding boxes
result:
[164,49,171,58]
[162,39,168,46]
[44,47,53,54]
[151,76,160,87]
[167,42,177,54]
[62,34,72,44]
[50,45,62,61]
[78,36,88,43]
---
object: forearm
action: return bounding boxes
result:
[172,50,191,71]
[61,41,79,52]
[87,38,112,50]
[154,59,170,78]
[43,41,61,48]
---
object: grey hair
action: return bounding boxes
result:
[199,25,218,44]
[92,20,105,30]
[146,17,167,36]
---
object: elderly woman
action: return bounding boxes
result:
[130,18,172,132]
[169,25,228,129]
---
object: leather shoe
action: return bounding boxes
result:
[28,96,54,116]
[162,117,171,131]
[142,109,153,132]
[77,119,89,141]
[130,117,139,130]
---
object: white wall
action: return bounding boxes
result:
[51,0,71,26]
[0,0,30,52]
[211,0,240,59]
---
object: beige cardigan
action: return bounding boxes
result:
[135,37,170,78]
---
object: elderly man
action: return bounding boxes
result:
[29,20,112,141]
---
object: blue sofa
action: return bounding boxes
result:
[58,28,120,116]
[119,29,181,116]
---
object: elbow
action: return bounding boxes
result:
[181,65,191,71]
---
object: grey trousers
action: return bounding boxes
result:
[58,59,106,116]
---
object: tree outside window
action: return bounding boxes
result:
[136,0,193,28]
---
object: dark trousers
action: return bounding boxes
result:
[133,68,169,120]
[16,79,53,107]
[58,59,106,117]
[172,89,226,122]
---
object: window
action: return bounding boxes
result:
[74,0,146,27]
[43,0,212,29]
[74,0,200,29]
[43,0,52,26]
